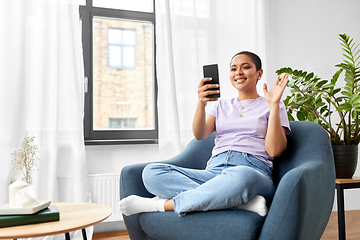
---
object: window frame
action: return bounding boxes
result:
[80,0,158,145]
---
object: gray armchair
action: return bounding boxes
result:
[120,121,335,240]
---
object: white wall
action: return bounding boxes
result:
[267,0,360,211]
[86,144,159,232]
[87,0,360,231]
[86,144,159,175]
[267,0,360,87]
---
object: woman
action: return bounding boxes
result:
[120,51,290,217]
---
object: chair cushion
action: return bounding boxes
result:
[139,209,265,240]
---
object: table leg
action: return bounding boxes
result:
[82,229,88,240]
[65,232,70,240]
[63,229,87,240]
[336,184,346,240]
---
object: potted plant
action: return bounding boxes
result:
[276,33,360,178]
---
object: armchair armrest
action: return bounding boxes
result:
[259,121,336,240]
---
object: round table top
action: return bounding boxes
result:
[0,202,112,239]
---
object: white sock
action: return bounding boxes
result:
[119,195,166,216]
[236,195,268,217]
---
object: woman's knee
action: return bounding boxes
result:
[143,164,161,183]
[222,166,274,196]
[142,164,170,190]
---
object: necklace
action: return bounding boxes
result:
[238,98,257,117]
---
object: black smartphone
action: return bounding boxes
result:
[203,64,220,98]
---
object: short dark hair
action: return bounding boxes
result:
[230,51,262,71]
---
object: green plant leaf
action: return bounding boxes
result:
[342,91,352,97]
[349,95,360,104]
[276,67,293,75]
[320,105,328,114]
[305,112,313,121]
[344,85,353,93]
[355,106,360,112]
[332,88,341,95]
[322,83,335,89]
[344,53,355,64]
[305,72,314,82]
[337,103,353,111]
[352,110,358,119]
[297,111,306,121]
[331,69,343,85]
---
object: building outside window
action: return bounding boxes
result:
[109,118,137,129]
[108,28,136,69]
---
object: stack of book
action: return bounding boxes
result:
[0,203,59,228]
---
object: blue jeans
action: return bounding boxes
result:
[142,151,275,214]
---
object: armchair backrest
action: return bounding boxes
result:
[183,121,334,175]
[182,122,335,185]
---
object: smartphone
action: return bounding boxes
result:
[203,64,220,98]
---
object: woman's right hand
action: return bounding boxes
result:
[193,78,218,140]
[198,78,220,105]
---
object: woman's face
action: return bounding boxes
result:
[229,54,263,94]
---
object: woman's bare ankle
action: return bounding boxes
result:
[164,199,175,211]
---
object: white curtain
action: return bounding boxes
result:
[0,0,91,239]
[156,0,268,159]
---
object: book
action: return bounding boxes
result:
[0,205,60,228]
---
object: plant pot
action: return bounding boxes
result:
[332,145,358,178]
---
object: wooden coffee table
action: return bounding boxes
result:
[0,202,112,240]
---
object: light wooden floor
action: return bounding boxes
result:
[93,230,130,240]
[321,210,360,240]
[93,210,360,240]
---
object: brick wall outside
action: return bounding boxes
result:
[93,17,154,130]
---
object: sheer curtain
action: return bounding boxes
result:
[156,0,268,159]
[0,0,91,239]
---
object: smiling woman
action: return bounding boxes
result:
[120,51,291,219]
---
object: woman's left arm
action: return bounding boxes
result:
[263,74,289,158]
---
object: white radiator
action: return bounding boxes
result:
[89,173,123,222]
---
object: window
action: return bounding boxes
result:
[80,0,157,144]
[108,28,136,69]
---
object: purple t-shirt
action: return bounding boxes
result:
[208,97,291,168]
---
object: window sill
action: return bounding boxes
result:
[85,139,158,146]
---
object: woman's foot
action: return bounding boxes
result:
[236,195,268,216]
[119,195,166,216]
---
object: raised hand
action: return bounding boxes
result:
[263,74,289,106]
